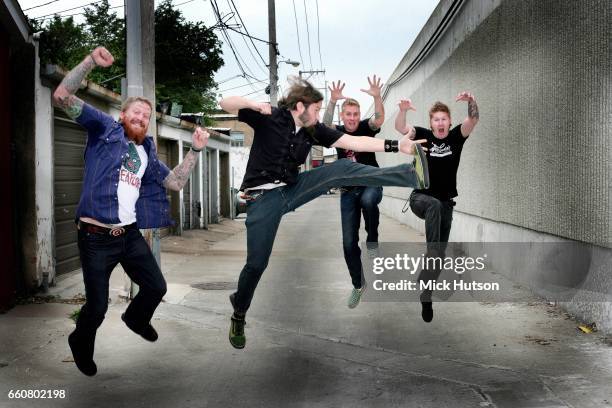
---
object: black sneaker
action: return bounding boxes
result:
[413,143,430,189]
[229,313,246,349]
[68,331,97,376]
[121,313,158,342]
[420,291,433,323]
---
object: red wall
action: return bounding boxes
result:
[0,28,15,310]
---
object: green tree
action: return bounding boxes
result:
[30,0,224,119]
[30,16,88,69]
[155,0,224,121]
[83,0,126,93]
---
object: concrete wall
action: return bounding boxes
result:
[375,0,612,330]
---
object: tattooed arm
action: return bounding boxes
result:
[323,80,346,128]
[360,75,385,130]
[163,151,199,191]
[52,47,114,119]
[456,91,479,138]
[163,127,210,191]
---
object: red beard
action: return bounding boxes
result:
[122,121,147,144]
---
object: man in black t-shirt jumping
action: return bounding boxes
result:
[322,76,385,309]
[219,78,430,349]
[395,92,480,322]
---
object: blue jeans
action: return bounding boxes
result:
[74,225,167,344]
[341,186,383,289]
[231,159,420,314]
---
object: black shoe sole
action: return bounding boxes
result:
[121,313,158,342]
[421,302,433,323]
[414,143,430,189]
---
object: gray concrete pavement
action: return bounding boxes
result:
[1,195,611,407]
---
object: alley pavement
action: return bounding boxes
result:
[1,195,611,408]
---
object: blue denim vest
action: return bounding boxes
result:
[75,103,173,228]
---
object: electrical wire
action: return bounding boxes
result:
[291,0,304,67]
[23,0,60,12]
[302,0,313,70]
[315,0,323,70]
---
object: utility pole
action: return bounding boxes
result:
[268,0,278,106]
[125,0,158,297]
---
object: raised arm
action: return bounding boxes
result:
[163,127,209,191]
[52,47,114,119]
[360,75,384,130]
[219,96,271,115]
[332,127,422,155]
[456,91,479,137]
[322,80,346,127]
[394,99,417,138]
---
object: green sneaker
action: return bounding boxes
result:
[347,287,365,309]
[412,143,430,189]
[229,314,246,349]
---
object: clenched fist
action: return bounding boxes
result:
[90,47,114,67]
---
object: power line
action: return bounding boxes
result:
[23,0,60,12]
[302,0,313,70]
[241,87,267,97]
[291,0,304,67]
[31,0,105,20]
[228,0,267,67]
[224,0,268,77]
[218,77,268,93]
[209,0,261,90]
[315,0,323,70]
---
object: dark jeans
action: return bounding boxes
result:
[409,191,455,292]
[341,186,383,289]
[74,225,167,344]
[231,159,421,314]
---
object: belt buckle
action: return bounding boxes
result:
[109,227,126,237]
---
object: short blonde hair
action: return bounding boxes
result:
[341,98,360,111]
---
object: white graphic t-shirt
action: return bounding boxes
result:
[116,142,148,225]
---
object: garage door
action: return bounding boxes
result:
[54,114,85,275]
[183,145,191,230]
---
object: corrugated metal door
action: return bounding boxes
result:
[53,114,85,275]
[156,138,172,237]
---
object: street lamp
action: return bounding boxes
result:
[279,60,300,67]
[268,59,300,104]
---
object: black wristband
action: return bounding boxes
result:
[384,139,399,153]
[190,146,202,153]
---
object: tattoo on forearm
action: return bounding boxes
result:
[322,99,336,126]
[55,56,95,119]
[62,57,96,94]
[468,100,479,120]
[368,116,380,131]
[163,150,199,191]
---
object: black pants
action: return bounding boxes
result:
[74,225,167,343]
[409,191,455,288]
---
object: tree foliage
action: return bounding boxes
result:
[30,0,223,117]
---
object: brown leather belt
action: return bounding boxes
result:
[78,221,136,237]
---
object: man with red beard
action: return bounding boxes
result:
[53,46,209,376]
[395,93,479,323]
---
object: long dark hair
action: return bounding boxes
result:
[278,77,323,110]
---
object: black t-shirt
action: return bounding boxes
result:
[413,125,467,200]
[335,119,380,168]
[238,107,343,190]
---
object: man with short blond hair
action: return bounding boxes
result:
[53,46,209,376]
[322,76,386,309]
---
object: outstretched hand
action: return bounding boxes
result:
[398,99,416,112]
[192,127,210,150]
[328,80,346,102]
[455,91,475,103]
[90,47,114,67]
[360,75,383,98]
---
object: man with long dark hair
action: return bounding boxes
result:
[220,77,430,349]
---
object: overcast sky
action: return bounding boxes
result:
[19,0,439,115]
